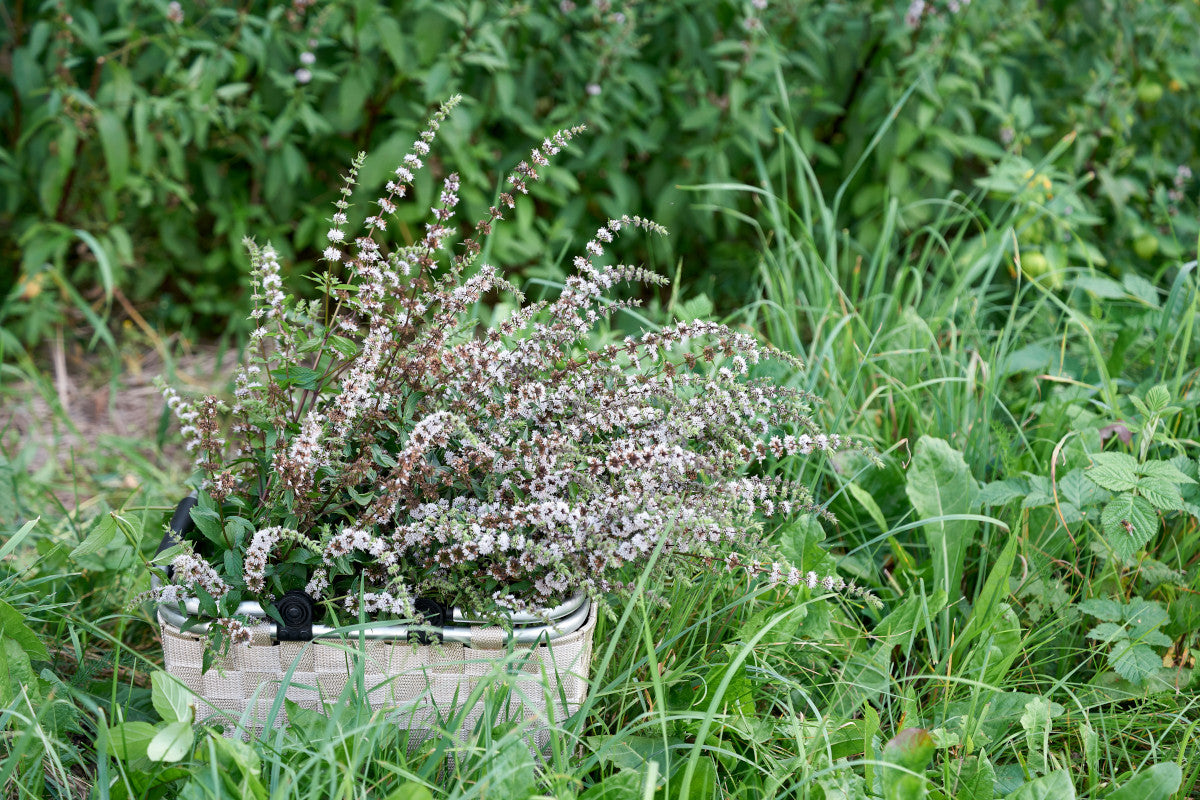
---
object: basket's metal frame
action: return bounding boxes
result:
[154,587,591,645]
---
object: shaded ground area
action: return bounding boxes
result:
[0,338,233,519]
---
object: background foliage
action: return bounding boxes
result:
[3,0,1197,347]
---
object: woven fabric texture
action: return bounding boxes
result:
[158,604,596,752]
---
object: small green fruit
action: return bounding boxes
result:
[1137,80,1164,104]
[1021,251,1049,277]
[1133,233,1159,260]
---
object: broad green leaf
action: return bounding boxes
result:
[469,734,535,799]
[979,479,1026,506]
[1085,623,1125,644]
[107,721,158,762]
[1078,598,1123,621]
[0,636,37,706]
[1100,494,1157,560]
[1020,697,1062,774]
[1021,475,1054,509]
[678,756,718,800]
[147,720,194,762]
[1004,770,1074,800]
[1106,762,1182,800]
[1087,453,1140,493]
[189,506,226,547]
[1123,598,1169,639]
[211,735,263,783]
[578,769,642,800]
[1142,385,1171,414]
[1138,460,1196,484]
[1058,469,1108,508]
[383,785,435,800]
[1136,477,1183,511]
[953,755,995,800]
[71,513,120,558]
[906,437,978,600]
[780,514,837,576]
[882,728,935,800]
[270,366,323,390]
[589,735,678,774]
[1109,642,1160,685]
[1138,630,1172,648]
[0,600,50,660]
[151,671,196,723]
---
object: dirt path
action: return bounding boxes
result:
[0,338,236,513]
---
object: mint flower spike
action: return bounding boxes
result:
[157,97,873,639]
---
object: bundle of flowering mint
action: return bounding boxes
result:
[152,96,876,652]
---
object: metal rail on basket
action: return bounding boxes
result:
[153,582,591,645]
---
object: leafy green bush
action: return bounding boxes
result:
[4,0,1198,354]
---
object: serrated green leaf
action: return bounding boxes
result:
[1100,494,1157,560]
[1110,642,1161,685]
[1123,598,1169,639]
[1138,630,1172,648]
[1136,477,1183,511]
[1143,385,1171,414]
[1085,623,1125,644]
[1106,762,1182,800]
[107,721,158,762]
[189,506,225,547]
[1021,475,1055,508]
[1078,598,1123,621]
[1137,459,1195,484]
[71,513,120,558]
[1058,469,1109,508]
[1087,453,1140,492]
[979,479,1027,506]
[271,366,323,390]
[147,720,194,762]
[151,671,196,723]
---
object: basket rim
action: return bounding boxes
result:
[155,592,592,645]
